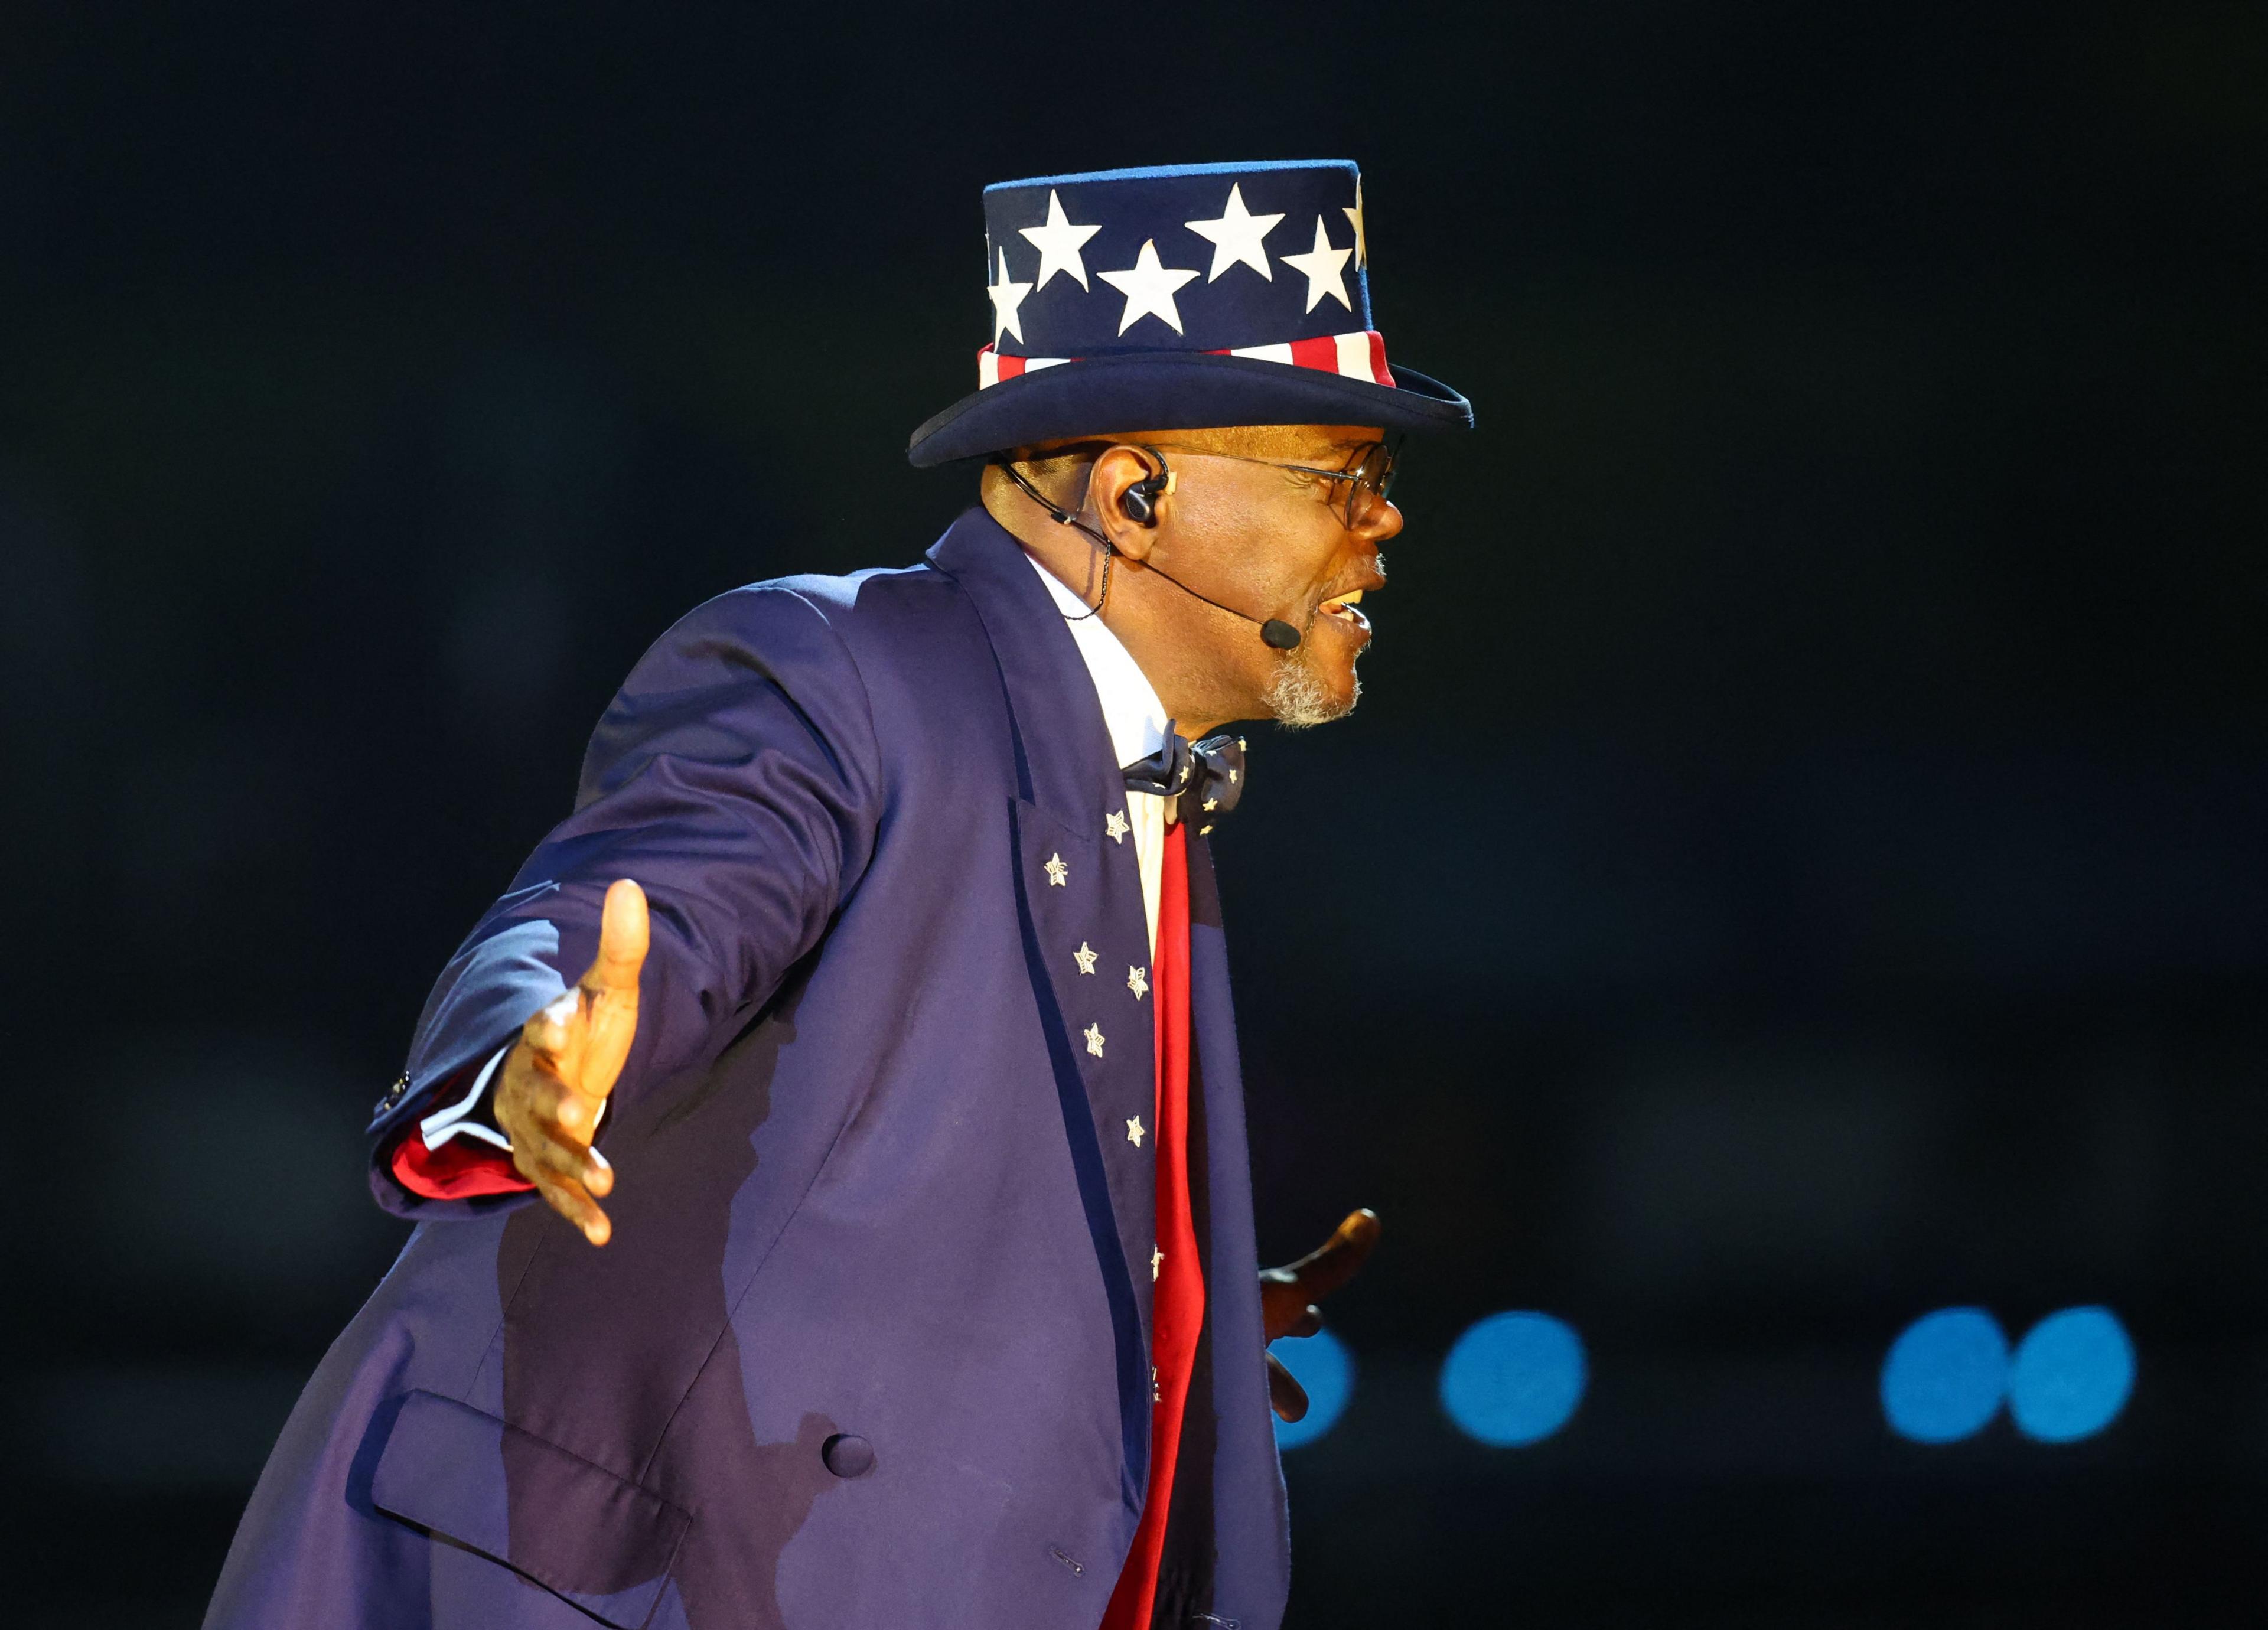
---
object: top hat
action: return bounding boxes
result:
[906,159,1474,467]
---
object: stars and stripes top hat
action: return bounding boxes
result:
[907,159,1474,467]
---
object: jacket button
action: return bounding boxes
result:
[820,1433,875,1478]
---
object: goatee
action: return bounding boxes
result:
[1265,651,1359,729]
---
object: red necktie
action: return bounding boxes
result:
[1101,821,1204,1630]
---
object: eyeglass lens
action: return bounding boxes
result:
[1341,442,1398,526]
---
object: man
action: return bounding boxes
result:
[207,158,1471,1630]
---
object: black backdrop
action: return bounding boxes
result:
[6,4,2265,1624]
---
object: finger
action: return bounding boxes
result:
[497,1048,608,1159]
[526,1167,612,1247]
[515,1119,615,1198]
[541,1072,610,1146]
[1266,1352,1309,1423]
[1257,1269,1307,1342]
[1288,1208,1381,1304]
[1288,1303,1323,1341]
[567,1097,610,1149]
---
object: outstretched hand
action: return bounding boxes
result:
[1260,1208,1380,1422]
[493,879,649,1246]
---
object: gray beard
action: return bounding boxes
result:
[1265,649,1359,729]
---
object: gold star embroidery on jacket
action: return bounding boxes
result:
[1126,1114,1145,1147]
[1127,965,1149,999]
[1104,810,1129,843]
[1044,853,1068,886]
[1073,941,1097,976]
[1084,1022,1105,1057]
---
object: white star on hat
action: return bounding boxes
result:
[1184,182,1284,283]
[1281,217,1353,314]
[1098,239,1201,337]
[1344,177,1367,269]
[987,246,1033,344]
[1018,189,1102,292]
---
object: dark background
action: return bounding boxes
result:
[6,2,2265,1624]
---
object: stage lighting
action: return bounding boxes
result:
[1271,1328,1354,1450]
[1439,1312,1586,1446]
[2008,1306,2135,1443]
[1879,1307,2008,1443]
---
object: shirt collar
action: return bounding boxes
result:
[1022,549,1171,771]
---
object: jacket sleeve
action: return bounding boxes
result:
[366,581,885,1220]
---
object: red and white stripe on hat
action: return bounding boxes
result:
[979,330,1396,390]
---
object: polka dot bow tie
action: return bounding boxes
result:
[1121,729,1246,831]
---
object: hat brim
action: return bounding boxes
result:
[905,350,1473,468]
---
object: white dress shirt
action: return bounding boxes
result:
[419,546,1177,1155]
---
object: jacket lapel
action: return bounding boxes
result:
[929,507,1130,823]
[931,508,1162,1498]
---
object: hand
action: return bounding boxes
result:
[493,879,648,1246]
[1259,1207,1380,1422]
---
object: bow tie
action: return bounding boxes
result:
[1122,728,1247,832]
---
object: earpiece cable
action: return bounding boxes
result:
[995,458,1114,621]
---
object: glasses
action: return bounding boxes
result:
[1155,438,1402,529]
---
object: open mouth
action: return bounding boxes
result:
[1317,588,1371,634]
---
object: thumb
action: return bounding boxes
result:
[588,879,649,992]
[571,879,647,1103]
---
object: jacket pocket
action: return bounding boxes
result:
[371,1389,691,1629]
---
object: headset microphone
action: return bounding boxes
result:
[995,448,1305,650]
[1142,561,1305,649]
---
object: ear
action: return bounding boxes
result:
[1083,444,1168,562]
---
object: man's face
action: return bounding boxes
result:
[1133,423,1404,728]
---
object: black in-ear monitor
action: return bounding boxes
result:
[998,442,1303,651]
[1120,445,1174,526]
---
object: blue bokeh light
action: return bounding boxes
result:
[2009,1306,2135,1443]
[1439,1312,1587,1446]
[1880,1307,2009,1442]
[1271,1328,1354,1450]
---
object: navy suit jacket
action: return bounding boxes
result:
[205,509,1290,1630]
